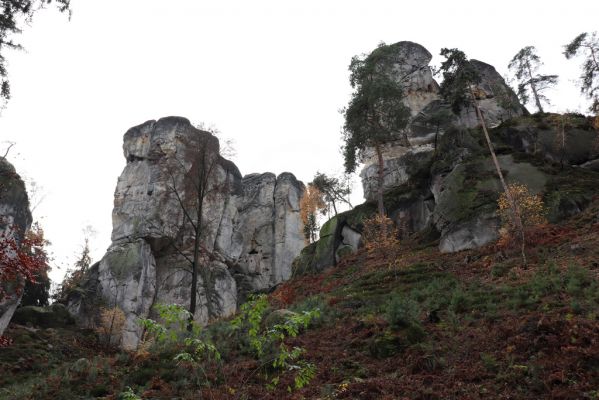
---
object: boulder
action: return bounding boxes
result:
[455,60,526,129]
[494,114,599,169]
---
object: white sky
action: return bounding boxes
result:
[0,0,597,284]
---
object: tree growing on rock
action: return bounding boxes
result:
[438,48,528,265]
[342,42,411,217]
[310,172,352,216]
[508,46,558,113]
[420,107,454,152]
[564,32,599,113]
[0,0,70,104]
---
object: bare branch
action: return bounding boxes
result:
[1,142,15,159]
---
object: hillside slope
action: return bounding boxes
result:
[1,194,598,399]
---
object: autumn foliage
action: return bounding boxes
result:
[362,214,400,263]
[497,183,547,249]
[0,222,49,301]
[96,306,125,346]
[299,184,326,243]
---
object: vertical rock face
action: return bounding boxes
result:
[385,41,440,116]
[354,41,535,253]
[454,60,525,129]
[359,41,526,203]
[69,117,304,349]
[0,158,32,336]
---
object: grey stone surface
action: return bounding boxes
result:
[385,41,440,117]
[438,214,499,253]
[432,155,548,253]
[455,60,526,129]
[360,145,434,201]
[69,117,304,349]
[495,116,599,169]
[340,225,362,252]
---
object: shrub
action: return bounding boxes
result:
[362,214,402,273]
[96,306,125,346]
[498,184,547,237]
[480,353,499,373]
[386,294,421,330]
[497,183,547,264]
[138,303,221,388]
[449,288,469,314]
[139,303,198,346]
[119,387,141,400]
[290,295,338,327]
[231,294,320,392]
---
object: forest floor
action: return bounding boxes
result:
[1,198,598,400]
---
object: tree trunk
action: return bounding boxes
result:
[189,148,213,330]
[375,143,385,217]
[560,122,566,170]
[470,87,527,266]
[527,62,544,113]
[188,217,201,331]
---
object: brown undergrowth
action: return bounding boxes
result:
[2,199,599,399]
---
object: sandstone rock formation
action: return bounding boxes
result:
[0,158,32,336]
[68,117,304,349]
[356,41,545,253]
[360,42,527,202]
[293,42,599,273]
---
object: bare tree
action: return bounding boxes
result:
[155,126,233,329]
[1,142,14,159]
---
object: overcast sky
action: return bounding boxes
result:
[0,0,597,284]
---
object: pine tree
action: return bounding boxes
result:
[0,0,70,103]
[564,32,599,113]
[310,172,352,216]
[54,233,92,304]
[508,46,558,113]
[342,42,411,217]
